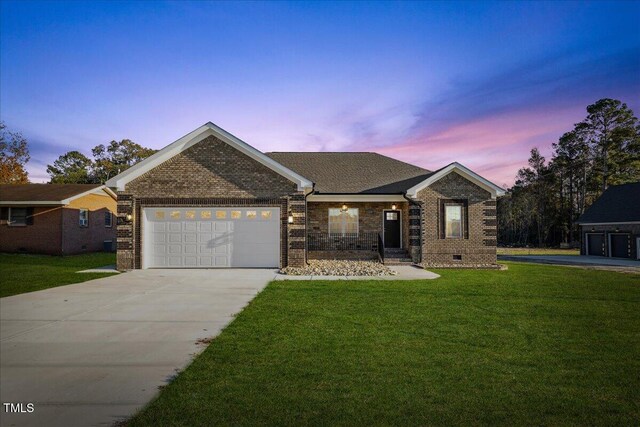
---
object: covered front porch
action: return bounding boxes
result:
[305,195,419,264]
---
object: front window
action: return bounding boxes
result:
[328,208,359,235]
[9,208,27,226]
[105,212,112,228]
[79,209,89,227]
[444,204,463,238]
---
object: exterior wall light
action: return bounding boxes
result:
[341,204,348,212]
[125,213,133,222]
[288,211,294,224]
[391,204,397,210]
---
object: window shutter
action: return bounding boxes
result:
[26,207,34,225]
[0,207,7,221]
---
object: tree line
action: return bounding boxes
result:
[0,121,156,185]
[498,98,640,247]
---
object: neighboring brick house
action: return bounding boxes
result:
[106,122,504,271]
[576,182,640,259]
[0,184,117,255]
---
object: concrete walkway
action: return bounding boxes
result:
[0,269,275,427]
[499,255,640,273]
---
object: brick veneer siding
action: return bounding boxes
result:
[0,207,63,255]
[579,224,640,258]
[307,201,408,259]
[63,193,117,254]
[117,135,305,270]
[0,193,116,255]
[416,172,498,267]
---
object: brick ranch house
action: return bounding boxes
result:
[106,122,505,270]
[576,182,640,259]
[0,184,117,255]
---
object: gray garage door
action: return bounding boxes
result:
[610,234,630,259]
[143,207,280,268]
[587,233,605,256]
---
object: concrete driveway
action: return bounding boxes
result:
[0,269,276,427]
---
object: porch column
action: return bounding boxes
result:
[409,202,422,263]
[287,192,306,268]
[116,192,134,271]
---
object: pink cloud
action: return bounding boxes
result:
[372,105,585,187]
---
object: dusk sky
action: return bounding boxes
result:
[1,1,639,187]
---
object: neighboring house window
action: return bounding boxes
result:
[79,209,89,227]
[8,207,28,226]
[105,211,112,228]
[328,208,359,235]
[440,200,467,239]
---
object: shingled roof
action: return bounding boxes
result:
[0,184,110,204]
[577,182,640,224]
[265,152,433,194]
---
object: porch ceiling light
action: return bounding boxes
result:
[391,203,397,210]
[341,204,348,212]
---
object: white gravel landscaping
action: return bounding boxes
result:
[280,260,395,276]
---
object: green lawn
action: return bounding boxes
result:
[497,247,580,256]
[129,262,639,426]
[0,252,116,298]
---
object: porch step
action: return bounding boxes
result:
[383,249,413,265]
[384,259,414,265]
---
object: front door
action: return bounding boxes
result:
[383,210,401,248]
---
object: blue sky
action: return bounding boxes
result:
[1,1,639,185]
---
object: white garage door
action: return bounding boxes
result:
[143,207,280,268]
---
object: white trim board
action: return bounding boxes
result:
[405,162,505,199]
[105,122,313,191]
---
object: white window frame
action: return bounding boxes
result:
[444,203,463,239]
[328,208,359,236]
[8,207,28,227]
[79,209,89,227]
[104,211,112,228]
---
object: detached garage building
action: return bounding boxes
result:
[577,182,640,260]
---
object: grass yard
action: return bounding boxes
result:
[497,247,580,256]
[0,252,116,298]
[129,262,639,426]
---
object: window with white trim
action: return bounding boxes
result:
[104,211,112,228]
[328,208,359,235]
[79,209,89,227]
[444,204,463,238]
[9,208,27,226]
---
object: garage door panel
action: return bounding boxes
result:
[183,222,197,232]
[143,207,279,268]
[610,234,630,258]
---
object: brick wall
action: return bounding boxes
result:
[416,172,497,267]
[63,193,117,254]
[117,135,305,270]
[0,207,63,254]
